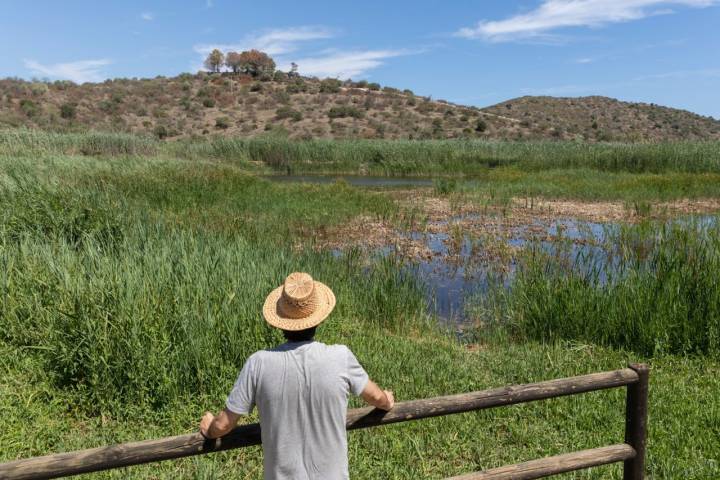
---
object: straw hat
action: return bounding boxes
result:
[263,272,336,331]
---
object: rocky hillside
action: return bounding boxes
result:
[1,75,718,142]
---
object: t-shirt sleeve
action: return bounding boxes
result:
[345,347,369,396]
[225,355,257,415]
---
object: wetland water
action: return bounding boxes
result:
[394,218,614,325]
[266,174,715,326]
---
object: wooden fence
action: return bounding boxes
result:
[0,363,649,480]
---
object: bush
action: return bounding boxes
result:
[327,106,364,119]
[286,80,308,94]
[20,99,39,117]
[202,98,215,108]
[250,83,263,92]
[275,107,302,122]
[215,117,231,129]
[153,125,168,139]
[60,103,76,119]
[319,78,342,94]
[273,90,291,104]
[367,83,381,91]
[475,118,487,133]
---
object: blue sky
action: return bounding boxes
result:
[2,1,719,117]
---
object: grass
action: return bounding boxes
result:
[1,138,719,478]
[4,129,720,175]
[475,220,720,357]
[460,167,720,202]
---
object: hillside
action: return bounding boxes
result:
[482,95,720,142]
[1,74,719,142]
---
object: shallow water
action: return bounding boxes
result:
[264,174,435,187]
[401,218,614,325]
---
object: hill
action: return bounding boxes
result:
[482,95,720,142]
[1,74,718,142]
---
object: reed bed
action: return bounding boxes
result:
[0,163,423,411]
[480,219,720,356]
[3,129,720,174]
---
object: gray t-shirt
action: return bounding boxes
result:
[226,341,369,480]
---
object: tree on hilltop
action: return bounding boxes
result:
[225,51,243,74]
[288,62,299,78]
[204,49,225,73]
[237,50,276,77]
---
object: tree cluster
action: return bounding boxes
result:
[203,49,277,78]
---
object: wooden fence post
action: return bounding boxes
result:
[623,363,649,480]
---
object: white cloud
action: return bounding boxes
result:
[457,0,719,42]
[206,0,213,7]
[575,57,594,63]
[279,49,409,79]
[193,26,335,57]
[23,59,112,84]
[141,12,154,21]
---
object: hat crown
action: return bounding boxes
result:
[263,272,336,330]
[283,272,315,303]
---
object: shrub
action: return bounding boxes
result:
[275,107,302,122]
[60,103,76,119]
[273,90,291,104]
[367,83,381,91]
[202,98,215,108]
[153,125,168,139]
[215,117,231,129]
[20,99,39,117]
[286,80,307,94]
[250,83,263,92]
[319,78,342,94]
[475,118,487,133]
[327,106,364,119]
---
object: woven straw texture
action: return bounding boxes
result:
[263,272,336,331]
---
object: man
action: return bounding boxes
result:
[200,272,395,480]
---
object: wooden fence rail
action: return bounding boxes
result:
[0,364,649,480]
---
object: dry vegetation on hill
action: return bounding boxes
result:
[484,95,720,142]
[1,74,719,142]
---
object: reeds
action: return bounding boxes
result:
[3,129,720,175]
[486,219,720,356]
[0,161,425,411]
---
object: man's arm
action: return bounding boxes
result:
[199,408,241,439]
[361,380,395,411]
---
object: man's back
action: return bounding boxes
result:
[226,341,369,480]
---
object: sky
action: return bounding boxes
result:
[1,1,719,117]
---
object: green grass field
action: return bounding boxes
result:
[1,132,719,478]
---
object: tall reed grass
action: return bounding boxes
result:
[483,219,720,356]
[0,161,426,412]
[3,129,720,174]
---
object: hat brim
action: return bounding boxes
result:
[262,281,336,331]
